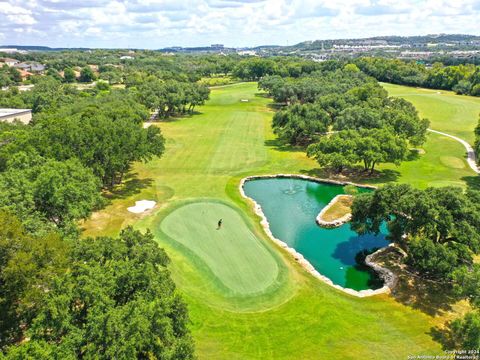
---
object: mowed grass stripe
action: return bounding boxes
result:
[208,111,267,173]
[160,201,279,295]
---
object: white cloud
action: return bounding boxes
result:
[0,0,478,48]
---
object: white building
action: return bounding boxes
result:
[0,48,27,54]
[0,58,20,67]
[237,50,257,56]
[0,108,32,124]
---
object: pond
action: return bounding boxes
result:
[243,177,389,291]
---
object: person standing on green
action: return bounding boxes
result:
[217,219,223,229]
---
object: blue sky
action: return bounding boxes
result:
[1,0,479,49]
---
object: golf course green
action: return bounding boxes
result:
[160,201,280,295]
[81,82,480,359]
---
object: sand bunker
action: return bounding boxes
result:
[127,200,156,213]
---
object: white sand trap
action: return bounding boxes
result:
[240,99,249,102]
[127,200,156,213]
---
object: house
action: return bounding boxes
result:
[14,62,31,71]
[0,58,20,67]
[14,62,45,73]
[0,108,32,124]
[120,55,134,60]
[29,63,45,72]
[18,69,33,81]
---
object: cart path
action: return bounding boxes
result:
[427,128,479,174]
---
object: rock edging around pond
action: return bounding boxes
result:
[316,194,353,228]
[240,174,395,298]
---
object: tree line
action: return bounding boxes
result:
[259,62,429,173]
[355,57,480,97]
[0,213,194,359]
[0,68,202,357]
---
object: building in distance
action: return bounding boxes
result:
[0,108,32,124]
[0,58,20,67]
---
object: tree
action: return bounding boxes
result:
[137,79,209,117]
[452,264,480,308]
[95,80,110,91]
[27,114,165,188]
[22,76,74,113]
[0,153,102,231]
[8,67,22,83]
[63,67,76,83]
[79,66,96,83]
[334,105,383,131]
[32,158,102,227]
[0,211,68,348]
[343,63,360,73]
[4,228,195,359]
[350,184,480,280]
[272,103,331,145]
[453,79,472,95]
[233,58,277,80]
[45,68,62,82]
[449,311,480,350]
[475,114,480,164]
[471,84,480,96]
[307,131,359,172]
[307,129,408,173]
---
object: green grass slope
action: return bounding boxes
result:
[82,82,467,359]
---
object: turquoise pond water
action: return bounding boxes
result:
[243,178,389,291]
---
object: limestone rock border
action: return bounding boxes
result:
[316,194,353,228]
[239,174,396,298]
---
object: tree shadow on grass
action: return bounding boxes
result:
[392,275,457,317]
[299,167,401,184]
[429,325,456,351]
[406,148,422,161]
[266,103,285,111]
[264,139,307,153]
[104,173,154,201]
[152,111,203,123]
[462,175,480,191]
[372,248,458,317]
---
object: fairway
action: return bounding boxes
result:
[382,83,480,143]
[160,201,279,295]
[380,83,480,188]
[83,82,450,359]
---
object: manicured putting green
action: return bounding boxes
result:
[160,201,279,295]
